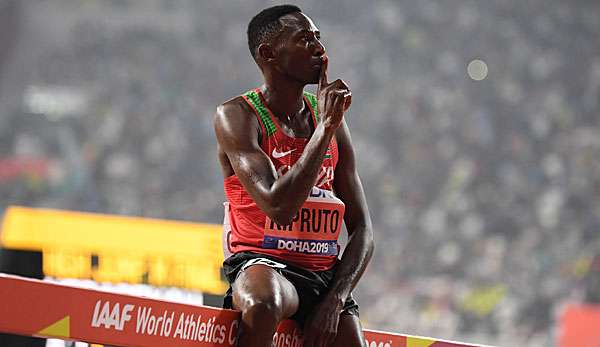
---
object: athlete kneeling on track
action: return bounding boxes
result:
[214,5,374,347]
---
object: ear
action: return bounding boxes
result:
[257,42,277,63]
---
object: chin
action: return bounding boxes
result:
[307,71,320,84]
[287,68,319,85]
[295,76,318,85]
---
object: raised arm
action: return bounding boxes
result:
[214,101,332,225]
[214,59,351,225]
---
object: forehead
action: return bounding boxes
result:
[279,12,319,34]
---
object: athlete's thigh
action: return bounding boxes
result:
[331,314,366,347]
[232,264,299,319]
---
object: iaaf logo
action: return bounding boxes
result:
[91,300,134,331]
[365,340,392,347]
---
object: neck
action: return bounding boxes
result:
[261,71,306,120]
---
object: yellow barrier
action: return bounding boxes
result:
[0,206,227,294]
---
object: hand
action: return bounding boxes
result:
[317,56,352,132]
[302,295,344,347]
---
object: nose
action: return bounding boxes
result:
[313,39,325,57]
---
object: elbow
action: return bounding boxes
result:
[255,193,297,226]
[266,206,297,226]
[269,214,295,227]
[367,230,375,255]
[363,225,375,257]
[349,223,374,250]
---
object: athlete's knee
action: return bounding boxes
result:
[241,295,284,326]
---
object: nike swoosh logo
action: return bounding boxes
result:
[272,148,296,159]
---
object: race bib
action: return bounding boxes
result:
[262,187,345,256]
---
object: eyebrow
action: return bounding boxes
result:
[297,29,320,36]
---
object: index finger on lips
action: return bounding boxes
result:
[319,56,329,89]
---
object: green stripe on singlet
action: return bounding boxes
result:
[243,90,276,137]
[303,91,319,122]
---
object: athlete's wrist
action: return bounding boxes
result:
[318,120,338,136]
[323,291,346,310]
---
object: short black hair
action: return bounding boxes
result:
[247,4,302,60]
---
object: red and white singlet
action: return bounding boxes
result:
[222,88,344,271]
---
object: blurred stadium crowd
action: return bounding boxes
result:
[1,1,599,346]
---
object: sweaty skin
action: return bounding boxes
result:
[214,12,373,347]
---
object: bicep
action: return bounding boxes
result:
[228,148,278,195]
[214,105,278,199]
[333,121,372,234]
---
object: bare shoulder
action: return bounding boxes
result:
[214,95,261,149]
[214,96,254,125]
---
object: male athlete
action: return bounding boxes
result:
[214,5,374,347]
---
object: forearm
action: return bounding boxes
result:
[326,226,374,303]
[267,123,335,223]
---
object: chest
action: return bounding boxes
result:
[263,133,338,190]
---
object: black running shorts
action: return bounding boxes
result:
[222,251,359,327]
